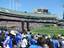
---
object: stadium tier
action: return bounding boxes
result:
[0,8,57,23]
[0,7,64,31]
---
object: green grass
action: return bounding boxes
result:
[31,26,64,35]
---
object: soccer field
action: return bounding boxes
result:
[31,26,64,35]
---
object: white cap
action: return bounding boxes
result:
[10,30,16,36]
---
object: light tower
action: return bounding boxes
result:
[63,4,64,19]
[10,0,21,10]
[14,0,21,10]
[10,0,15,10]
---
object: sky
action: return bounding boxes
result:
[0,0,64,19]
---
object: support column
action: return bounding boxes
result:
[22,22,24,32]
[26,22,30,31]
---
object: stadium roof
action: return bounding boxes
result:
[0,7,57,19]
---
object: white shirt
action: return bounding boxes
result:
[21,38,28,47]
[61,40,64,48]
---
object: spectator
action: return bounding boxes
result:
[21,37,28,48]
[51,36,60,48]
[3,30,16,48]
[29,36,38,48]
[15,32,22,48]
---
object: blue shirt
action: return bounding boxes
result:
[52,39,60,48]
[30,39,37,45]
[29,45,43,48]
[15,33,22,43]
[27,34,32,40]
[3,36,12,48]
[29,45,38,48]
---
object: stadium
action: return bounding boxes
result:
[0,0,64,48]
[0,8,64,35]
[0,8,64,48]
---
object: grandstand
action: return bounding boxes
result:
[0,8,58,30]
[0,8,64,35]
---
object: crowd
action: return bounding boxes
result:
[0,29,64,48]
